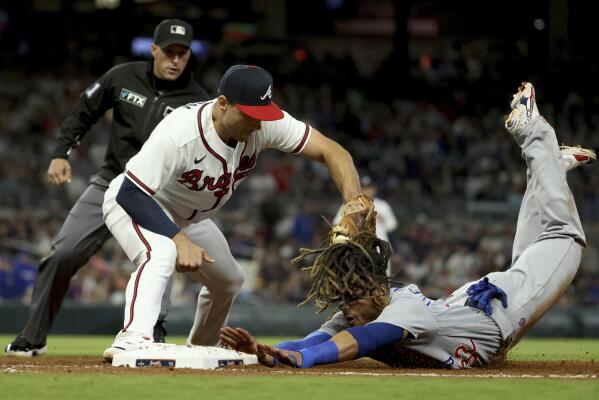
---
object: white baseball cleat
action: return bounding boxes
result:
[103,330,154,362]
[560,145,597,171]
[505,82,540,135]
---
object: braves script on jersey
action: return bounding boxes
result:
[120,100,311,225]
[319,284,502,369]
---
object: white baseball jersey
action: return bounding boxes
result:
[318,284,502,369]
[122,100,311,226]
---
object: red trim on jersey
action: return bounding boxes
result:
[123,222,152,331]
[200,195,224,212]
[126,171,155,196]
[232,142,248,192]
[186,209,198,220]
[197,101,229,212]
[197,102,228,174]
[292,123,311,154]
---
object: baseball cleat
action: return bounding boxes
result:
[153,320,168,343]
[102,330,154,362]
[505,82,540,135]
[560,145,597,171]
[5,335,47,357]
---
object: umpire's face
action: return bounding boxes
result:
[151,44,191,81]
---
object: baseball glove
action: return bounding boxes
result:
[330,194,376,244]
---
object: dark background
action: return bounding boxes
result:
[1,0,598,315]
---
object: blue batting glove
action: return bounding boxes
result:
[465,277,508,316]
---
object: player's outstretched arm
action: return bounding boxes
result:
[262,323,407,368]
[262,330,357,368]
[299,128,360,201]
[275,331,332,351]
[299,128,376,244]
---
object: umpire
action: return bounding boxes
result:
[5,19,209,356]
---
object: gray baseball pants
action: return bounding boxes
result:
[447,117,585,346]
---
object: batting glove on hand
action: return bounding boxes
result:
[465,277,508,316]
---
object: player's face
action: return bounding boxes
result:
[222,104,262,142]
[341,286,386,327]
[151,44,191,81]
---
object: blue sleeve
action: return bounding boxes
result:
[116,176,181,238]
[276,331,332,351]
[290,323,403,368]
[346,322,405,358]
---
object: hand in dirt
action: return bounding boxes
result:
[260,344,303,368]
[220,327,259,354]
[219,327,276,367]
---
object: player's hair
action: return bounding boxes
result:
[293,232,392,313]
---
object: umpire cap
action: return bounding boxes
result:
[153,19,193,48]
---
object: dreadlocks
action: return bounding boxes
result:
[293,232,392,313]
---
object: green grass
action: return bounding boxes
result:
[507,338,599,361]
[1,335,598,400]
[1,374,597,400]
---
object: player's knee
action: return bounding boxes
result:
[221,263,245,296]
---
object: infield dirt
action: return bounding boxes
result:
[2,356,597,378]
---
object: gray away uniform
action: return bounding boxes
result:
[320,116,585,369]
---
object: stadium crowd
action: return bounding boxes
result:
[1,43,599,308]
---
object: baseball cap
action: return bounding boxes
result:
[153,19,193,48]
[218,65,284,121]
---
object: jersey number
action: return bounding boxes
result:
[454,339,479,368]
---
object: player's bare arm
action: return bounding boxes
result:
[298,129,376,244]
[299,129,360,201]
[47,158,72,185]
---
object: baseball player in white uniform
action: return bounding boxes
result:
[220,82,596,369]
[102,65,363,361]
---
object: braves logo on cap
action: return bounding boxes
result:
[219,65,284,121]
[170,25,186,35]
[260,85,272,100]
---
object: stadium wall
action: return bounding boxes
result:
[1,303,598,337]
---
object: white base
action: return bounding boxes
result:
[111,343,258,369]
